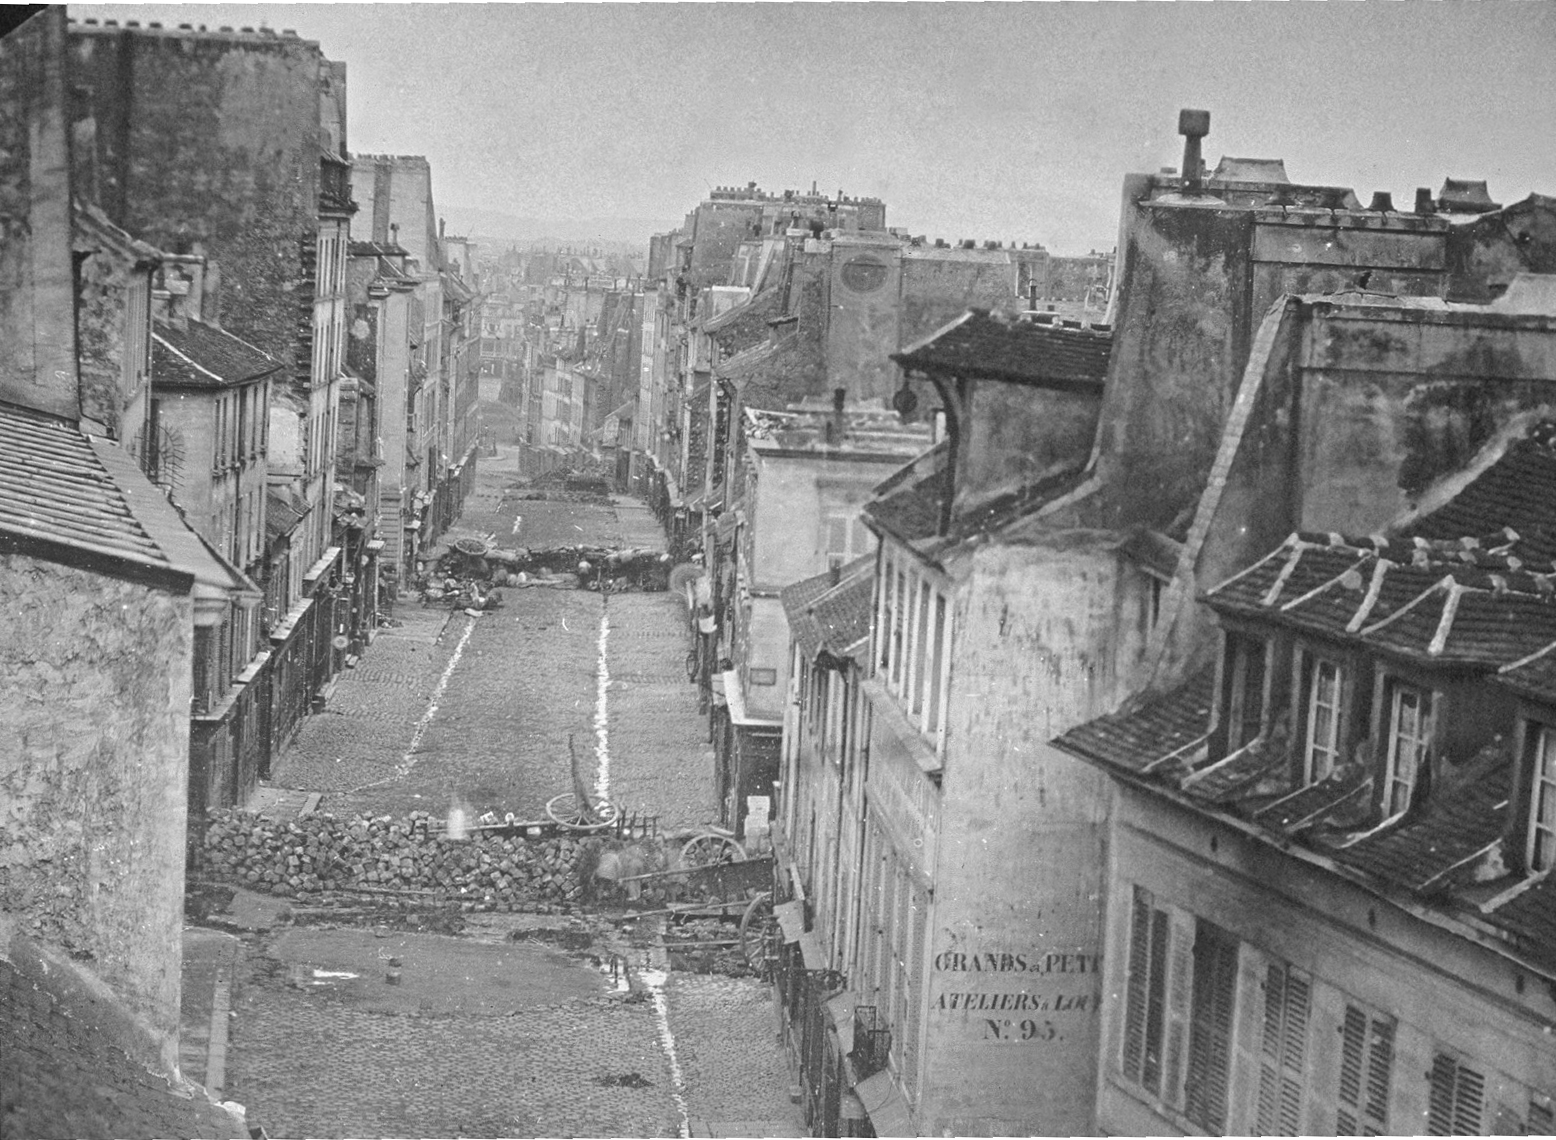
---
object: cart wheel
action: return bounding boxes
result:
[545,792,621,832]
[680,832,746,867]
[739,891,775,971]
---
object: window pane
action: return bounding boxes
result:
[1530,726,1556,872]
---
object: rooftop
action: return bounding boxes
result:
[780,554,877,663]
[742,402,932,459]
[0,401,252,600]
[1055,434,1556,975]
[892,309,1112,391]
[152,318,283,389]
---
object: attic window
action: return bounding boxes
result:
[1383,680,1433,819]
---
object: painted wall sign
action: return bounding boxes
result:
[934,949,1102,974]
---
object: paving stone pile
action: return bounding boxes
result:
[196,809,599,910]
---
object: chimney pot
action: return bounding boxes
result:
[1368,191,1395,213]
[1177,108,1210,191]
[1414,187,1437,215]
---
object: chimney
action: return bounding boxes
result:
[1178,108,1210,192]
[1028,281,1039,311]
[828,386,847,445]
[1414,187,1437,215]
[439,216,446,240]
[1368,191,1395,213]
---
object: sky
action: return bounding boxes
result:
[70,2,1556,254]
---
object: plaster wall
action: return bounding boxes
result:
[743,597,790,722]
[1097,192,1451,532]
[1097,784,1556,1137]
[0,9,77,418]
[958,381,1102,509]
[688,202,764,289]
[824,238,902,403]
[917,543,1139,1135]
[0,555,194,1051]
[749,455,889,592]
[1294,309,1556,533]
[899,248,1020,345]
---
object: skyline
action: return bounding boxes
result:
[70,2,1556,253]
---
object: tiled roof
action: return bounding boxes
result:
[0,402,168,569]
[720,331,826,413]
[781,555,876,663]
[892,309,1112,390]
[153,318,283,389]
[1499,641,1556,705]
[1051,668,1214,774]
[1488,876,1556,963]
[1204,532,1556,667]
[1400,421,1556,562]
[705,287,783,354]
[1,945,240,1140]
[1329,758,1512,891]
[266,487,307,543]
[863,455,1089,551]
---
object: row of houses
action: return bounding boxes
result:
[654,115,1556,1134]
[0,11,479,1129]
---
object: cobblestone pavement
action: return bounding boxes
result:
[209,453,802,1138]
[226,924,677,1139]
[667,974,805,1137]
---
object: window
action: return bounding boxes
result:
[1122,887,1170,1095]
[1527,724,1556,873]
[1256,961,1311,1136]
[1304,654,1343,782]
[1385,682,1432,818]
[1427,1052,1485,1136]
[1184,920,1238,1133]
[1222,631,1267,755]
[1337,1004,1394,1136]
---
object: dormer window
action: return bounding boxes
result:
[1527,722,1556,873]
[1301,652,1344,783]
[1219,630,1266,754]
[1384,681,1433,818]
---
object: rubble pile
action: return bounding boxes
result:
[194,809,597,911]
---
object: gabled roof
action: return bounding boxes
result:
[891,309,1112,390]
[152,319,283,389]
[1051,667,1215,775]
[780,554,876,663]
[1204,532,1556,668]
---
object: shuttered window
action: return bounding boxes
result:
[1254,962,1311,1135]
[902,888,928,1101]
[1122,887,1170,1094]
[1184,920,1239,1133]
[1336,1004,1394,1135]
[1427,1052,1485,1136]
[1527,724,1556,873]
[1527,1096,1553,1136]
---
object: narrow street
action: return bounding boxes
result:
[184,445,801,1139]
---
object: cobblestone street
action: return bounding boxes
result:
[202,447,802,1138]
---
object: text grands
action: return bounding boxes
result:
[933,950,1101,975]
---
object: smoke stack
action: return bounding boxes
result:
[1178,108,1210,192]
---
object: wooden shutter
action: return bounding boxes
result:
[1161,909,1196,1109]
[1254,963,1310,1135]
[903,888,928,1101]
[1185,921,1239,1133]
[1427,1053,1485,1136]
[1337,1005,1394,1135]
[1527,1096,1553,1136]
[1123,888,1153,1084]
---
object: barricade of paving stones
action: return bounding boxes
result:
[196,809,595,910]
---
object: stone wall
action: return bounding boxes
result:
[69,23,324,370]
[0,554,194,1047]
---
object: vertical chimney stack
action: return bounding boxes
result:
[1414,187,1437,215]
[1178,108,1211,192]
[829,386,847,445]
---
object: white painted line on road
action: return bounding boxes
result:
[594,608,611,803]
[350,614,478,793]
[640,968,690,1138]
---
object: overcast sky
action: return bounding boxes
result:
[71,2,1556,253]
